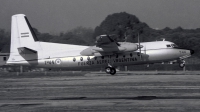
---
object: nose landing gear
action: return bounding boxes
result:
[105,67,116,75]
[179,62,185,68]
[179,60,185,68]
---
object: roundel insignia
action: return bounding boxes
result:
[55,59,62,65]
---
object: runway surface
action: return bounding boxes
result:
[0,71,200,112]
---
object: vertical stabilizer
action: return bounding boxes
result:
[7,14,42,64]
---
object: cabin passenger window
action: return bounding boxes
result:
[130,53,133,57]
[80,57,83,61]
[3,57,6,61]
[73,58,76,62]
[87,56,90,60]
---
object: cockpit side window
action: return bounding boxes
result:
[166,44,171,47]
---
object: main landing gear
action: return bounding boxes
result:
[105,67,116,75]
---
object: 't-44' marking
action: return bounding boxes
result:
[45,60,55,65]
[179,51,186,54]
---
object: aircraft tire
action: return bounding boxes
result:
[105,67,111,74]
[179,63,185,68]
[110,68,116,75]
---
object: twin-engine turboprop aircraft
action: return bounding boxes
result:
[6,14,194,75]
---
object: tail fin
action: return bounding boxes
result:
[7,14,42,65]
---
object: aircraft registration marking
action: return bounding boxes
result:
[45,59,62,65]
[45,60,55,65]
[179,51,186,54]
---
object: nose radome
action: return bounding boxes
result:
[190,50,194,55]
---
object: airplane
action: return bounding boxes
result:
[6,14,194,75]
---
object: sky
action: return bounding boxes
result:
[0,0,200,33]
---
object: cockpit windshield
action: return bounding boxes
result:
[166,44,179,48]
[171,44,178,48]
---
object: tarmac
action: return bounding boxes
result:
[0,71,200,112]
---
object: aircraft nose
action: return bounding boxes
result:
[190,50,194,55]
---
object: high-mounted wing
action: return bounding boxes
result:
[80,35,139,56]
[96,35,120,47]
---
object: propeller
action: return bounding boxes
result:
[124,32,127,42]
[138,33,142,60]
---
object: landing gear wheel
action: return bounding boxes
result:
[105,67,111,74]
[110,68,116,75]
[179,63,185,68]
[105,67,116,75]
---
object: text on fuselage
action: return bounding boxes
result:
[78,57,137,66]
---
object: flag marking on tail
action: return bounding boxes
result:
[21,32,29,37]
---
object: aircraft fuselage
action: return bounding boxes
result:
[10,41,192,70]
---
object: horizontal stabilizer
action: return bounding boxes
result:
[17,47,38,63]
[18,47,37,54]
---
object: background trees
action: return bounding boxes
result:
[93,12,149,42]
[0,29,10,52]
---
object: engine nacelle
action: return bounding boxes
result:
[118,42,138,52]
[80,42,138,56]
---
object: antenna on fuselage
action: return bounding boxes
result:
[161,38,165,41]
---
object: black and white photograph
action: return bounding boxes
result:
[0,0,199,111]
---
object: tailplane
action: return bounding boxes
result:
[7,14,42,65]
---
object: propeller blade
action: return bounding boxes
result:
[138,33,142,60]
[107,34,120,46]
